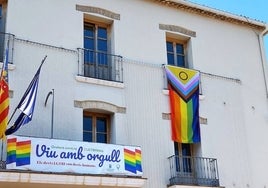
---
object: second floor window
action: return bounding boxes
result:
[79,18,123,82]
[84,22,110,80]
[84,23,108,62]
[0,5,2,29]
[166,41,186,67]
[0,4,4,62]
[83,111,110,143]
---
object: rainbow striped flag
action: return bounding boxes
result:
[135,149,142,172]
[165,65,201,143]
[6,138,17,164]
[6,137,31,166]
[124,148,143,174]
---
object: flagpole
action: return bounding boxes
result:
[51,89,54,138]
[7,55,47,126]
[0,140,3,161]
[45,89,54,138]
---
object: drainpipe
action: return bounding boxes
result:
[257,25,268,98]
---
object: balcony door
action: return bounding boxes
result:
[174,142,193,175]
[84,22,109,80]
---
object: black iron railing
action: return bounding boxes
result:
[168,155,219,187]
[77,48,123,82]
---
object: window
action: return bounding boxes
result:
[166,40,186,67]
[83,21,110,80]
[0,5,2,28]
[79,17,123,82]
[0,4,4,62]
[83,111,110,143]
[84,22,108,63]
[174,142,192,173]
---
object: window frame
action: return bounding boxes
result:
[83,18,114,80]
[166,38,187,68]
[83,111,110,143]
[84,19,110,54]
[0,4,2,23]
[0,3,5,62]
[84,21,109,54]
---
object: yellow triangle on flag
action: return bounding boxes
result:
[166,65,198,85]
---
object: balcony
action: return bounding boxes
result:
[0,135,146,187]
[77,48,123,83]
[168,155,220,187]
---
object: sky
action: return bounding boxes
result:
[188,0,268,59]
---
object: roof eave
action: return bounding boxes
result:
[152,0,266,31]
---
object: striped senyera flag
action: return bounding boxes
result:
[165,65,201,143]
[0,49,9,139]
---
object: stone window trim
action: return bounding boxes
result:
[74,100,126,114]
[159,23,196,37]
[162,113,207,124]
[76,4,120,20]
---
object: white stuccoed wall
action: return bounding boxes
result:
[4,0,268,187]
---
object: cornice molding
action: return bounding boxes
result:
[153,0,266,31]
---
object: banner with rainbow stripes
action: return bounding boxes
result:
[165,65,201,143]
[124,148,142,174]
[6,136,142,176]
[6,137,31,167]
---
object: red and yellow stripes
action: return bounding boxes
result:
[0,51,9,139]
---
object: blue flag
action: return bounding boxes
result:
[6,56,46,135]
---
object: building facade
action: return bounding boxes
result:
[0,0,268,188]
